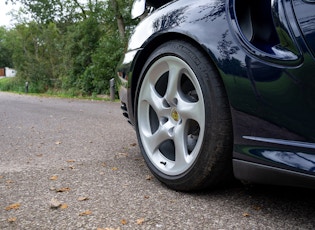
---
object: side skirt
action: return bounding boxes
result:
[233,159,315,189]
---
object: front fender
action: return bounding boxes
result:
[121,0,233,88]
[118,0,232,125]
[127,0,229,58]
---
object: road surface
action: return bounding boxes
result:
[0,92,314,229]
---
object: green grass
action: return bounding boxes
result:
[0,77,24,92]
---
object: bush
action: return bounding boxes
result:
[0,77,24,92]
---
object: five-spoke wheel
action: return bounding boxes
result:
[135,40,233,191]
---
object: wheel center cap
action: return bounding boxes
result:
[171,109,180,122]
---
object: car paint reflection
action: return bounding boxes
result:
[250,148,315,172]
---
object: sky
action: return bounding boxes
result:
[0,1,21,27]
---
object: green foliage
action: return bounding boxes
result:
[83,34,125,94]
[9,0,88,24]
[2,0,137,95]
[0,77,24,92]
[8,22,63,92]
[0,27,13,68]
[64,15,102,94]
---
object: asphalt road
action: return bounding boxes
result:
[0,92,315,230]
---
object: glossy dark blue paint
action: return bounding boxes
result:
[118,0,315,188]
[292,0,315,58]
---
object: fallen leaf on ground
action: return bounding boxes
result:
[116,153,128,158]
[121,219,127,225]
[112,167,118,171]
[78,196,89,201]
[144,195,150,199]
[7,217,17,223]
[136,218,145,225]
[60,203,68,209]
[55,141,62,145]
[243,212,250,217]
[130,143,137,146]
[67,159,75,163]
[101,162,106,167]
[56,187,71,193]
[145,175,153,180]
[79,210,92,216]
[50,175,58,181]
[6,180,14,184]
[5,203,21,211]
[50,198,62,208]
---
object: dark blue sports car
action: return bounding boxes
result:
[118,0,315,191]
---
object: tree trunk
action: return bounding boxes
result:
[111,0,125,39]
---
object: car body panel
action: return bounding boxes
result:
[118,0,315,188]
[292,0,315,58]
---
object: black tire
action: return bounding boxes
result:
[135,40,233,191]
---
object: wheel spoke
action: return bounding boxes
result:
[142,121,173,154]
[140,83,164,113]
[177,99,204,125]
[173,124,189,168]
[165,61,182,103]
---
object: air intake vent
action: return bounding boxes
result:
[235,0,280,54]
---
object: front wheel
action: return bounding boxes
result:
[135,40,233,191]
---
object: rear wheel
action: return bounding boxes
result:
[135,40,233,191]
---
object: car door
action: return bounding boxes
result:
[238,0,315,143]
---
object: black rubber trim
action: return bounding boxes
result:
[233,159,315,189]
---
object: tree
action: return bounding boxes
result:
[107,0,136,39]
[4,0,137,95]
[8,0,87,24]
[0,27,13,68]
[8,22,63,91]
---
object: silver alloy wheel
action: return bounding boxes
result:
[137,56,205,176]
